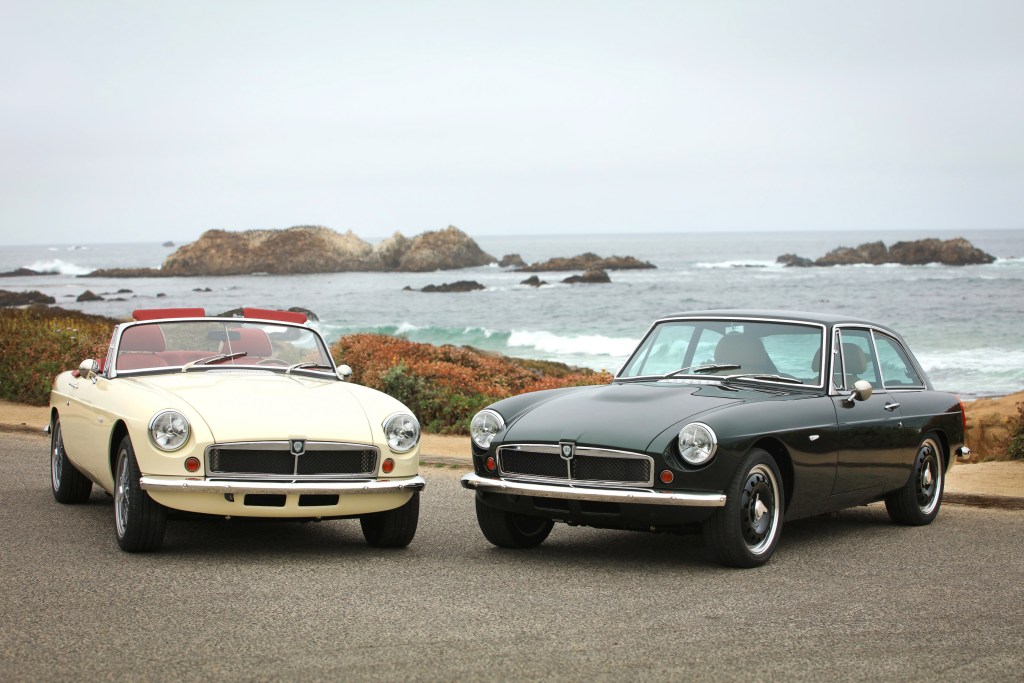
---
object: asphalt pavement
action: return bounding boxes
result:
[2,430,1023,682]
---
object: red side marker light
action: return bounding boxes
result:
[485,456,497,472]
[659,469,674,484]
[184,457,201,473]
[382,458,395,474]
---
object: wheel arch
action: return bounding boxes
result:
[108,420,130,480]
[751,437,793,510]
[929,429,951,471]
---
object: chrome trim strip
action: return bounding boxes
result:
[461,473,726,507]
[140,475,426,495]
[497,444,656,487]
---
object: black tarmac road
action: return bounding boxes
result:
[2,430,1022,682]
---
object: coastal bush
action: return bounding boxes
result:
[331,333,612,434]
[1008,402,1024,461]
[0,308,114,405]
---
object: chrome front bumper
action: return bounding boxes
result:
[461,473,726,507]
[140,475,426,496]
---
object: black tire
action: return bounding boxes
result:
[360,492,420,548]
[474,496,554,549]
[885,434,944,526]
[703,448,784,568]
[113,435,167,552]
[50,416,92,504]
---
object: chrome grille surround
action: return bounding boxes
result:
[496,444,654,487]
[206,441,379,480]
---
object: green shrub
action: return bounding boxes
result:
[1008,402,1024,461]
[0,308,115,405]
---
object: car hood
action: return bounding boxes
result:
[502,382,741,452]
[129,371,373,443]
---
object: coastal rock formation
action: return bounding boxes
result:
[0,290,56,306]
[779,237,996,267]
[516,252,655,272]
[0,268,42,277]
[406,280,486,293]
[158,225,495,276]
[393,226,495,272]
[76,290,103,302]
[562,268,611,284]
[499,254,527,268]
[83,267,167,278]
[520,275,547,287]
[965,391,1023,460]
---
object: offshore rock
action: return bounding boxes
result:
[517,252,655,272]
[83,267,167,278]
[0,268,42,277]
[0,290,56,306]
[779,237,996,267]
[499,253,527,268]
[416,280,486,293]
[519,275,547,287]
[160,225,494,276]
[562,268,611,284]
[393,226,495,272]
[77,290,104,302]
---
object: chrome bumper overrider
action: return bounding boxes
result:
[140,475,426,496]
[461,473,726,507]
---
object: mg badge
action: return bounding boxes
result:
[291,440,305,455]
[559,441,575,461]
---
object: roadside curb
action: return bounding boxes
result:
[0,423,46,435]
[943,492,1024,511]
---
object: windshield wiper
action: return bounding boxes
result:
[663,363,741,379]
[181,352,247,371]
[723,373,804,385]
[286,362,333,375]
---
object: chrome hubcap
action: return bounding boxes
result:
[115,452,130,537]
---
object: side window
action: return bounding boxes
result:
[838,328,881,389]
[874,333,923,388]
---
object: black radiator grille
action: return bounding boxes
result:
[207,443,378,478]
[497,445,653,486]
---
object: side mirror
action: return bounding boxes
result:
[79,359,100,382]
[843,379,873,406]
[336,364,353,381]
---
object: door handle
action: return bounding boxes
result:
[884,402,901,412]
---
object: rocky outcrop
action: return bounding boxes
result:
[779,237,996,267]
[82,267,167,278]
[0,268,42,277]
[158,225,494,276]
[499,254,526,268]
[392,226,495,272]
[76,290,103,302]
[405,280,486,293]
[562,268,611,284]
[0,290,56,306]
[516,252,655,272]
[520,275,547,287]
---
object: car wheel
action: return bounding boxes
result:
[113,435,167,552]
[50,416,93,504]
[885,434,944,526]
[474,496,554,549]
[703,448,784,568]
[360,492,420,548]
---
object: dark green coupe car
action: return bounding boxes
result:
[461,310,969,567]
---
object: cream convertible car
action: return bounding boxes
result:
[48,307,424,552]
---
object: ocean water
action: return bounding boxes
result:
[2,229,1022,398]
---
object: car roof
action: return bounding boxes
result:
[657,309,888,329]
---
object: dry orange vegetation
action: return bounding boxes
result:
[331,333,612,434]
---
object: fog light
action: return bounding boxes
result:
[382,458,395,474]
[184,457,200,473]
[485,456,496,472]
[659,469,674,484]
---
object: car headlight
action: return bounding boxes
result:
[149,410,190,452]
[470,409,505,450]
[383,412,420,453]
[677,422,717,466]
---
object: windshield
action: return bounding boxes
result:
[114,320,334,374]
[618,318,825,386]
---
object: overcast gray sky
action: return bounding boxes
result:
[1,0,1022,245]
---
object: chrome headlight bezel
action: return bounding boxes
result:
[383,412,420,453]
[470,409,505,450]
[677,422,717,466]
[149,410,191,452]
